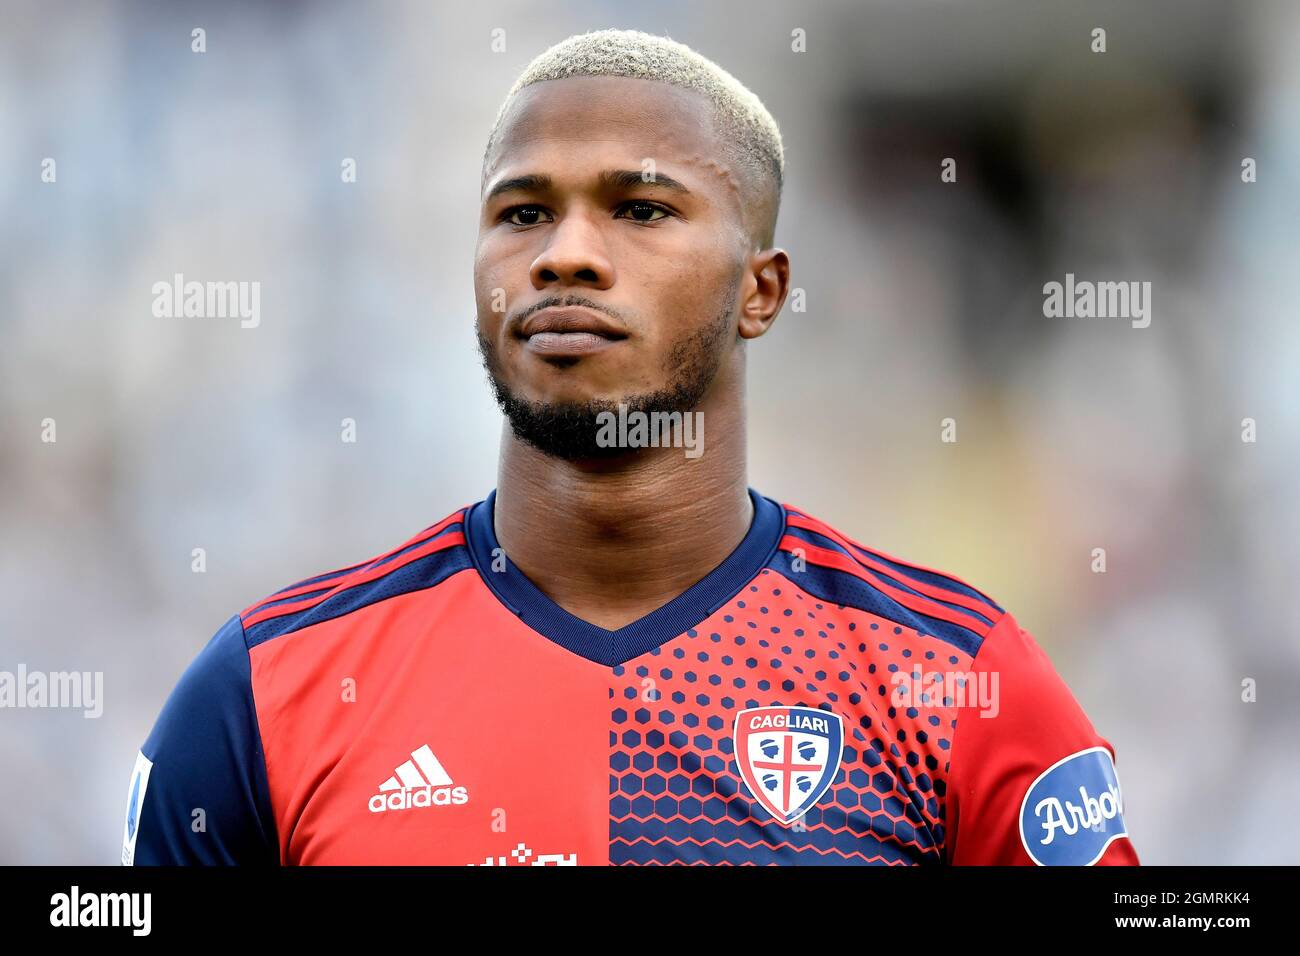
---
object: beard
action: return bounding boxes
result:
[477,279,738,462]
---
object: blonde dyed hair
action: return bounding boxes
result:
[483,29,784,245]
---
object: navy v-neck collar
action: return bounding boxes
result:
[464,487,786,667]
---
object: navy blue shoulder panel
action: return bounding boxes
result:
[128,614,278,865]
[242,521,472,650]
[767,546,986,658]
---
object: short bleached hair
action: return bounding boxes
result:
[483,29,785,245]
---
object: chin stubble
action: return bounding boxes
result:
[477,275,738,461]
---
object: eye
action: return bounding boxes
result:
[616,201,671,223]
[501,205,553,226]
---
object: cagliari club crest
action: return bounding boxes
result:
[733,706,845,825]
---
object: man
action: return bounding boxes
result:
[124,29,1138,866]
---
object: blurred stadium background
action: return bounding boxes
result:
[1,0,1297,864]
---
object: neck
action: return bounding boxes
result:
[493,388,751,630]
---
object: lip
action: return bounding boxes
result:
[518,306,627,358]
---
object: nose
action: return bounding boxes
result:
[529,210,614,292]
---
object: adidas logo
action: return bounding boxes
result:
[368,744,470,813]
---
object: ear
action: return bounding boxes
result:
[737,248,790,340]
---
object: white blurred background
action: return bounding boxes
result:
[1,0,1297,864]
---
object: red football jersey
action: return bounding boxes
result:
[122,489,1138,866]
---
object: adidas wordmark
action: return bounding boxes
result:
[368,744,469,813]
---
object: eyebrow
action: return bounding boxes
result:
[484,169,693,204]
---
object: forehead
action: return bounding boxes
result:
[484,75,736,193]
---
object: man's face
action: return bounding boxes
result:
[474,75,753,459]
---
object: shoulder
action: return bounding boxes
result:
[237,505,475,650]
[770,500,1007,657]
